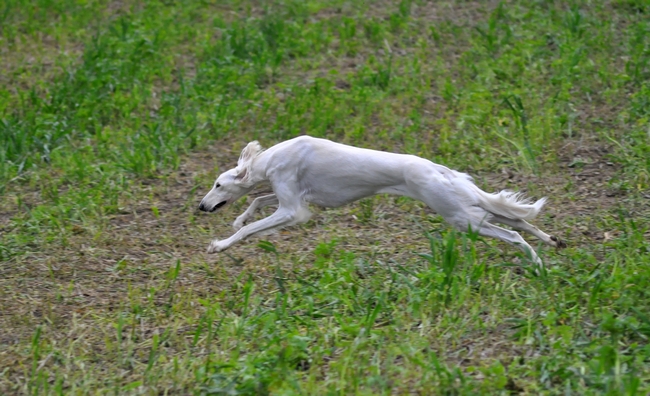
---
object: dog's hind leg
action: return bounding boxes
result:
[489,214,566,249]
[474,222,543,267]
[233,194,279,230]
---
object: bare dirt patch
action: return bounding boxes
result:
[0,135,634,352]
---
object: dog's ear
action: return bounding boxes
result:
[234,167,248,183]
[234,141,263,185]
[237,141,262,168]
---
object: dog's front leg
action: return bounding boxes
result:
[208,207,301,253]
[233,194,279,230]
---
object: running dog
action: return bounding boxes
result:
[199,136,565,266]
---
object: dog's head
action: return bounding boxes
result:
[199,141,263,213]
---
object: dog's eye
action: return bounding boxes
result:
[215,183,221,188]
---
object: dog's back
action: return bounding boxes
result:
[260,136,426,207]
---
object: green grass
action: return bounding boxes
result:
[2,0,650,394]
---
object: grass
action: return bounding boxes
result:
[1,0,650,393]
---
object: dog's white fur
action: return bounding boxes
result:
[199,136,565,266]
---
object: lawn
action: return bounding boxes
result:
[1,0,650,394]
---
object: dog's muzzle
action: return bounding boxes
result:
[199,200,228,212]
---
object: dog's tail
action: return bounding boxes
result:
[467,183,547,220]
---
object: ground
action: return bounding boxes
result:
[1,0,650,394]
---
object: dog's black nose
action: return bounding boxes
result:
[199,202,206,211]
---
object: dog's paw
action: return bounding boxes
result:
[551,235,567,249]
[207,240,228,254]
[233,218,246,231]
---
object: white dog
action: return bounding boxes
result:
[199,136,565,266]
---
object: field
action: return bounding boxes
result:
[1,0,650,394]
